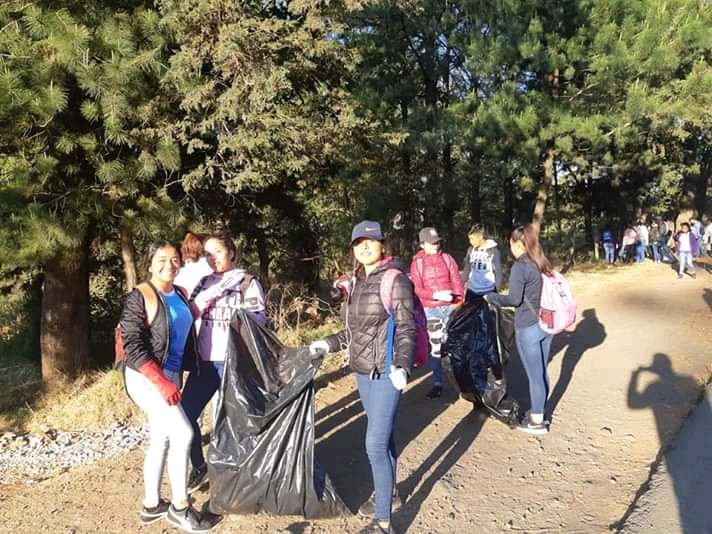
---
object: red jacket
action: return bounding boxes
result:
[409,250,464,308]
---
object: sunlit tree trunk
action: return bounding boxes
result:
[40,240,90,391]
[120,225,138,290]
[532,147,555,233]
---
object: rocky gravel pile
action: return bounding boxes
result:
[0,423,147,485]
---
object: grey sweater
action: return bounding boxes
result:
[488,256,542,328]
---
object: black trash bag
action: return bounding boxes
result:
[442,296,520,426]
[207,310,348,518]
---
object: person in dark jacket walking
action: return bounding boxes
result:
[485,224,554,435]
[119,240,211,533]
[310,220,416,534]
[410,226,464,399]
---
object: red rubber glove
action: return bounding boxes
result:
[138,360,181,406]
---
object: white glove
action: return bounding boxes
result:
[193,284,226,312]
[194,274,241,312]
[389,365,408,391]
[432,290,454,302]
[309,340,330,356]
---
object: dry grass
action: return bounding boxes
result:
[0,370,144,434]
[0,315,343,435]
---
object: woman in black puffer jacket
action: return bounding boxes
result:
[310,220,416,534]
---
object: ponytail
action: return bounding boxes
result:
[510,224,553,275]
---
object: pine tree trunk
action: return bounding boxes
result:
[40,242,90,391]
[696,147,710,218]
[120,225,138,291]
[532,147,554,233]
[502,171,515,240]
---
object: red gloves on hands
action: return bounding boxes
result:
[138,360,181,406]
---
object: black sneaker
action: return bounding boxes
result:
[199,500,223,529]
[139,498,170,525]
[187,464,208,494]
[358,519,396,534]
[425,386,442,399]
[517,413,549,435]
[358,490,403,517]
[166,504,212,533]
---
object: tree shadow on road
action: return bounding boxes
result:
[393,409,486,533]
[617,353,708,533]
[314,365,456,515]
[503,308,606,420]
[546,308,606,420]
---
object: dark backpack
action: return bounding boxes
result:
[379,269,429,369]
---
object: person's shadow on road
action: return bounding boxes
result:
[545,308,606,421]
[620,353,709,533]
[703,288,712,311]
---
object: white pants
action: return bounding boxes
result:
[125,366,193,507]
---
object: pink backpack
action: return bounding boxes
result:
[536,271,577,334]
[380,269,429,368]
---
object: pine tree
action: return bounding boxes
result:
[0,1,178,389]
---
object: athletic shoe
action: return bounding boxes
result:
[425,386,442,399]
[678,273,683,279]
[358,490,403,517]
[199,500,223,529]
[517,413,549,435]
[166,504,212,533]
[187,464,208,494]
[358,519,396,534]
[139,498,170,525]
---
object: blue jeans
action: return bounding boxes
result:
[515,322,553,415]
[635,242,645,262]
[181,360,225,469]
[603,242,615,263]
[678,251,695,275]
[356,373,401,521]
[651,241,662,262]
[425,305,454,387]
[661,241,674,262]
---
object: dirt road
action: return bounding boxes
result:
[1,260,710,534]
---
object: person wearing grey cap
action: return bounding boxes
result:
[410,226,464,399]
[308,220,416,534]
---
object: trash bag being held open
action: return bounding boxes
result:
[442,296,520,426]
[207,310,348,518]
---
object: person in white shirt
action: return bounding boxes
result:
[703,220,712,257]
[674,222,698,279]
[174,232,213,295]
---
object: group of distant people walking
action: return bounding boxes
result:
[601,216,711,278]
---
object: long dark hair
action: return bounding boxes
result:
[204,232,238,263]
[142,239,179,279]
[510,224,553,275]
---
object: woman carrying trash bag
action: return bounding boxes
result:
[310,220,416,534]
[485,224,554,435]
